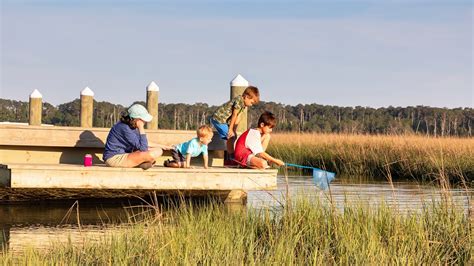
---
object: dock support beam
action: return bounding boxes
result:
[224,190,248,204]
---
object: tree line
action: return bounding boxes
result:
[1,98,472,137]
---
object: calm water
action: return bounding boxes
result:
[1,176,472,254]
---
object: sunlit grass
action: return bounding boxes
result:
[269,133,474,183]
[1,197,471,265]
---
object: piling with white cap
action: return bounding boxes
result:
[80,87,94,128]
[146,81,159,130]
[230,74,249,133]
[29,89,43,126]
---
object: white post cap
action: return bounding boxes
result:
[230,74,249,87]
[147,81,160,91]
[81,86,95,96]
[29,89,43,98]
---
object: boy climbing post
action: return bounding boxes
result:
[211,84,259,165]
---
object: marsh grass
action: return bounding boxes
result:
[1,195,471,265]
[269,133,474,183]
[1,133,472,264]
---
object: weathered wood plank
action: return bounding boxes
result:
[6,164,278,190]
[0,125,226,150]
[0,147,224,166]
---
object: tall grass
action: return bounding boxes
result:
[1,133,471,264]
[269,133,474,183]
[1,197,471,264]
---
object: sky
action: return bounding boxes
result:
[0,0,472,108]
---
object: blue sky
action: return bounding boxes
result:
[1,0,472,108]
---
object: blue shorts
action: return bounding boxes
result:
[210,118,229,140]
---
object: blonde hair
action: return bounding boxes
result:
[197,125,213,138]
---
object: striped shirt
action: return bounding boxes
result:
[212,96,246,124]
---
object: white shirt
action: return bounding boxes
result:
[243,129,264,155]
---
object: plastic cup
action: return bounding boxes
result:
[84,154,93,167]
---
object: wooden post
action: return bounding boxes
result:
[230,74,249,134]
[146,81,159,130]
[224,190,248,204]
[80,87,94,128]
[28,89,42,126]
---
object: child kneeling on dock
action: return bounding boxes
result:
[234,111,284,169]
[164,125,214,169]
[103,104,168,170]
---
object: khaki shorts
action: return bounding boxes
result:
[105,153,129,167]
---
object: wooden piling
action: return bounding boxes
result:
[224,190,248,204]
[230,74,249,134]
[28,89,42,126]
[80,87,94,128]
[146,81,159,130]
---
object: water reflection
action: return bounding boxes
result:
[249,177,472,214]
[1,176,472,254]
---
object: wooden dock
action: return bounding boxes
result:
[0,163,277,190]
[0,125,278,203]
[0,76,275,203]
[0,163,277,203]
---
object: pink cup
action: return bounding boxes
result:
[84,154,93,167]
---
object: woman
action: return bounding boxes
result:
[103,104,166,170]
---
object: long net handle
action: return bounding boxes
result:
[285,163,315,170]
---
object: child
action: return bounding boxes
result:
[210,86,260,161]
[164,125,214,168]
[103,104,167,170]
[234,111,285,169]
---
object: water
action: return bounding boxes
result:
[249,177,472,213]
[1,177,472,254]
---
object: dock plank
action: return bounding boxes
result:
[0,125,225,150]
[2,164,277,190]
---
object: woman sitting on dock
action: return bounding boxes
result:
[103,104,167,170]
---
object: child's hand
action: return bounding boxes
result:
[227,130,235,139]
[274,159,285,167]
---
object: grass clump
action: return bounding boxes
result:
[2,197,471,264]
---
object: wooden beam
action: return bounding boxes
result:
[5,163,278,190]
[0,124,225,150]
[0,146,224,166]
